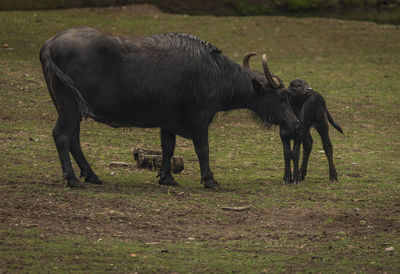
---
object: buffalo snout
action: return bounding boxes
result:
[281,117,300,134]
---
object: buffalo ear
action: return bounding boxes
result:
[251,79,265,94]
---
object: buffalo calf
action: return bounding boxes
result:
[279,79,343,184]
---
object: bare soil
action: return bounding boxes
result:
[1,180,399,244]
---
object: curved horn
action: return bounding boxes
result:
[242,52,257,69]
[261,54,280,88]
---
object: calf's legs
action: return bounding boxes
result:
[300,132,313,181]
[280,127,337,184]
[316,124,338,182]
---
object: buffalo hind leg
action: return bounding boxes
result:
[158,128,179,186]
[193,128,219,190]
[300,132,313,181]
[52,114,83,188]
[70,123,102,184]
[316,124,338,182]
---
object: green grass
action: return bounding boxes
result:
[2,228,398,272]
[1,5,400,272]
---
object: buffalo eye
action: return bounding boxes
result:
[279,90,288,100]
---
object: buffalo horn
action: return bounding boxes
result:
[261,54,280,88]
[242,52,257,69]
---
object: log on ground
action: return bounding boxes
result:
[134,148,184,174]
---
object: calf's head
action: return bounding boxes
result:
[287,79,314,102]
[243,52,299,131]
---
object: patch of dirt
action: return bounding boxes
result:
[1,181,399,244]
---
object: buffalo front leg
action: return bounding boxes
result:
[316,125,338,182]
[280,134,292,184]
[158,128,179,186]
[292,138,302,184]
[193,129,219,190]
[70,123,102,185]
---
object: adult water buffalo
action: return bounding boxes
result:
[40,26,299,189]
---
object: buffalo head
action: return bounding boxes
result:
[243,52,299,131]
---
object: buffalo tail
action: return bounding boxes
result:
[39,44,94,119]
[326,109,343,134]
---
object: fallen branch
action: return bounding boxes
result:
[221,205,251,212]
[109,161,131,168]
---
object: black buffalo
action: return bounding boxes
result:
[40,27,299,189]
[279,79,343,184]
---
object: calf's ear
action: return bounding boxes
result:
[251,79,266,94]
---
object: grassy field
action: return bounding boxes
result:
[1,4,399,272]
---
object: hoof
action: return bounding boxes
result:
[81,171,102,185]
[67,177,85,188]
[300,169,307,181]
[85,174,103,185]
[283,178,293,184]
[293,174,301,185]
[204,179,219,190]
[158,175,179,186]
[330,170,338,182]
[330,175,338,182]
[283,173,292,184]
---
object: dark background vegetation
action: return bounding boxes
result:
[2,0,400,12]
[1,0,400,24]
